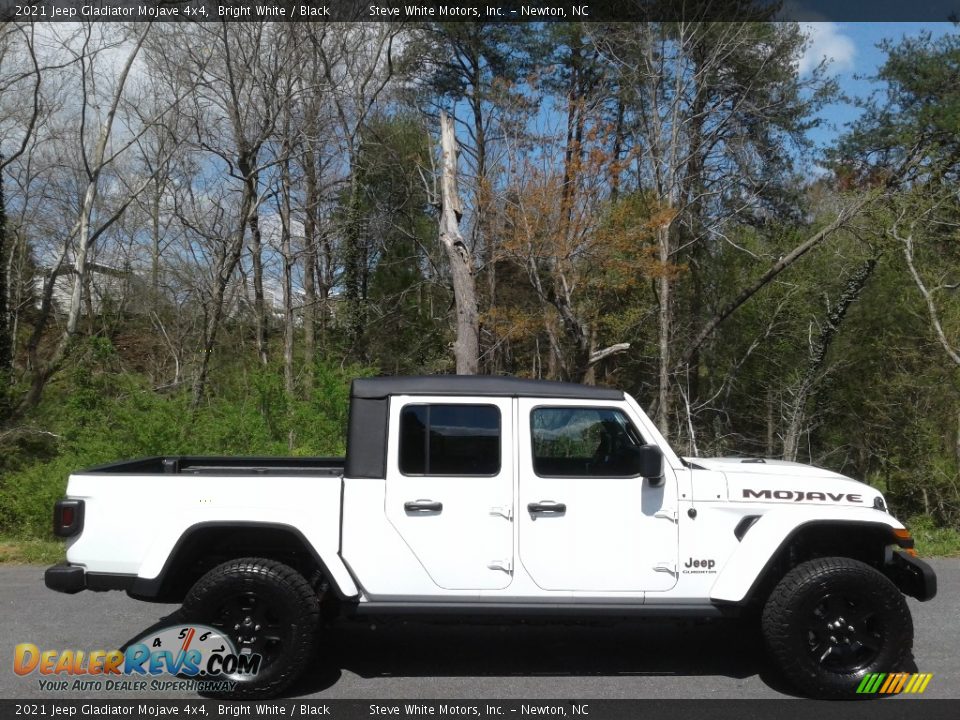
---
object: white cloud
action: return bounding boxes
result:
[798,22,856,76]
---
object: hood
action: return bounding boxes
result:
[684,457,847,479]
[684,457,882,508]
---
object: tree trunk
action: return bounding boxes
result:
[439,110,479,375]
[656,224,672,438]
[242,164,268,367]
[150,175,163,296]
[342,175,366,356]
[766,386,776,458]
[190,178,257,409]
[955,410,960,472]
[280,141,296,449]
[301,141,319,391]
[280,150,295,401]
[191,241,245,410]
[0,159,10,375]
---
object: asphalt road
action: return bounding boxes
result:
[1,560,957,700]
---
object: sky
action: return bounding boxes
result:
[799,22,955,149]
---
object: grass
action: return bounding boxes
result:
[0,537,65,564]
[908,516,960,558]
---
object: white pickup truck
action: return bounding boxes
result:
[46,376,935,699]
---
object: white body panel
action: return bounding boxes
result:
[64,473,358,597]
[515,397,679,592]
[63,390,905,611]
[383,395,515,590]
[709,506,904,602]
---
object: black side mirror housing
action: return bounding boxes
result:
[637,444,664,485]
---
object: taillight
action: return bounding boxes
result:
[53,499,84,538]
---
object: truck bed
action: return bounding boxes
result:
[80,456,345,477]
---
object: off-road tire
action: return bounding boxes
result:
[181,557,320,699]
[761,556,913,699]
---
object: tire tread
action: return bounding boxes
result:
[183,557,320,699]
[761,556,912,699]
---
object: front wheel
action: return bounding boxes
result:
[181,557,320,699]
[761,556,913,699]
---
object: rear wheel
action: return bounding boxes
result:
[761,556,913,699]
[181,558,320,699]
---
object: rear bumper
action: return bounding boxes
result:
[45,563,136,595]
[886,552,937,601]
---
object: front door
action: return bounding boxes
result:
[385,396,514,590]
[517,399,679,592]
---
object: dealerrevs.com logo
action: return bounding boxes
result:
[14,625,260,693]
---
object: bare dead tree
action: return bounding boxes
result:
[439,110,479,374]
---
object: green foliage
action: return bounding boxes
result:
[0,340,372,538]
[358,116,451,374]
[907,515,960,558]
[835,30,960,182]
[331,114,450,372]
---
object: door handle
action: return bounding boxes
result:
[404,499,443,513]
[527,501,566,514]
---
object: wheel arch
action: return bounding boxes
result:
[711,513,907,606]
[130,521,358,603]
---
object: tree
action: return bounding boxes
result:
[0,152,8,378]
[409,22,532,371]
[593,19,836,439]
[354,115,445,374]
[314,23,400,357]
[835,28,960,493]
[438,109,479,374]
[15,24,185,417]
[0,22,42,390]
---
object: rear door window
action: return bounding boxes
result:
[399,404,501,476]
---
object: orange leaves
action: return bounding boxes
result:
[590,195,685,291]
[483,306,542,342]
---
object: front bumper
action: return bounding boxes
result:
[886,552,937,601]
[45,563,136,595]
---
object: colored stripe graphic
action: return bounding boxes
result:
[855,672,932,694]
[879,674,896,693]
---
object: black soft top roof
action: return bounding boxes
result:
[350,375,624,401]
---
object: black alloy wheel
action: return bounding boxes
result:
[805,591,884,672]
[762,556,913,699]
[181,557,320,699]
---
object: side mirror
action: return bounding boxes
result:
[636,444,664,485]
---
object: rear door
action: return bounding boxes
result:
[517,399,679,592]
[384,396,514,590]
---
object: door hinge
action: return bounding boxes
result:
[653,561,677,574]
[487,559,513,574]
[489,505,513,521]
[654,509,678,523]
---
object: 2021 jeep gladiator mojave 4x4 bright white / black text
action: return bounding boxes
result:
[46,376,936,698]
